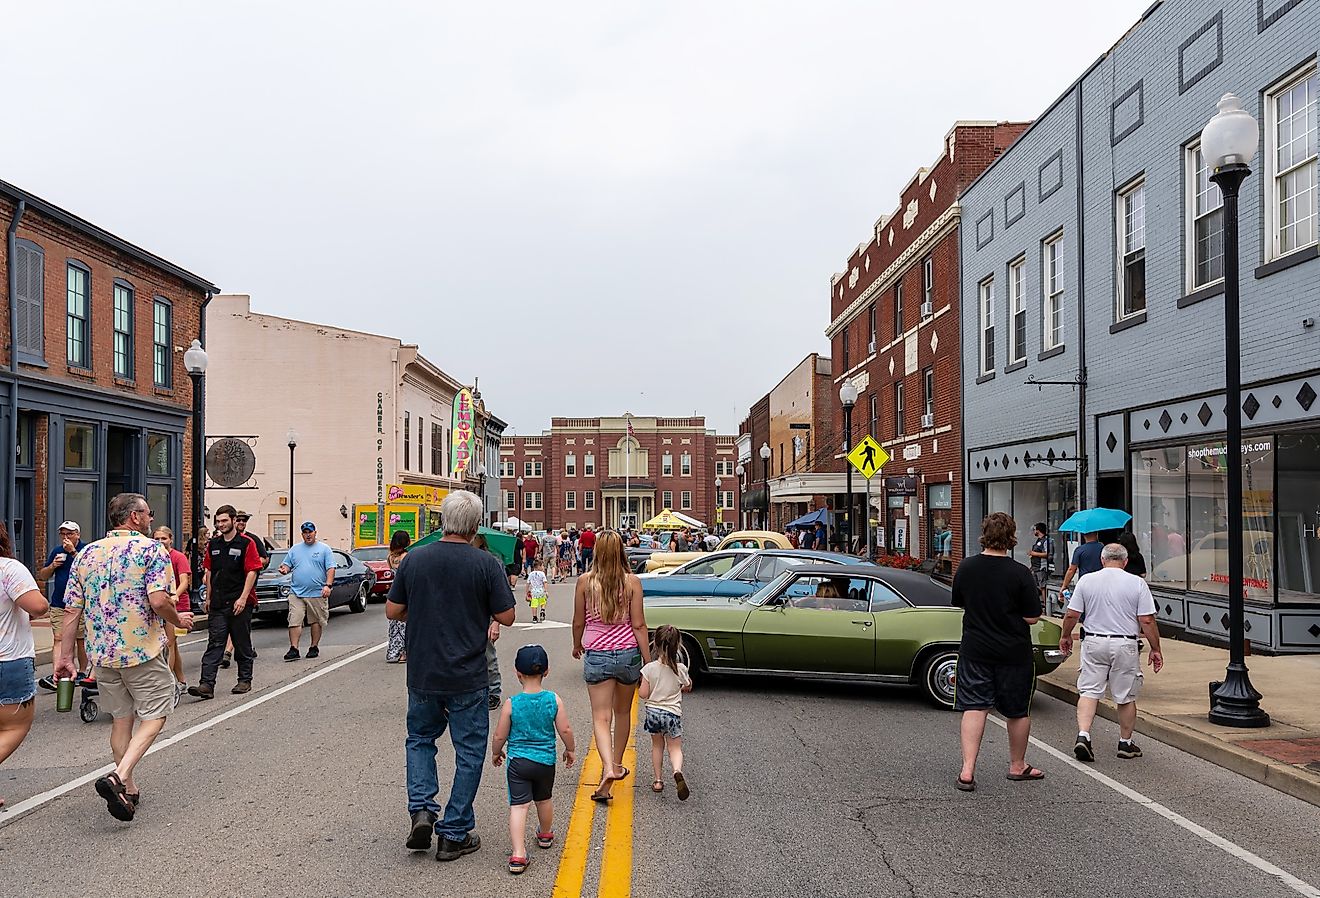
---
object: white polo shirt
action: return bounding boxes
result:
[1067,566,1156,636]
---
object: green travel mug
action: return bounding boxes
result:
[56,677,74,712]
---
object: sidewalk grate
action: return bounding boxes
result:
[1239,737,1320,765]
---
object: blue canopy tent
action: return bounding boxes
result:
[786,508,833,529]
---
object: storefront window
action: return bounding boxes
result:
[1185,440,1273,603]
[66,423,95,470]
[1012,480,1046,564]
[146,484,171,533]
[987,481,1012,516]
[979,477,1075,567]
[1277,432,1320,602]
[147,433,171,476]
[64,480,96,534]
[1134,447,1188,590]
[16,413,33,469]
[927,484,952,560]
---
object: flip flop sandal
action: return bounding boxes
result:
[674,772,690,802]
[589,790,613,803]
[1006,766,1045,781]
[94,773,135,821]
[609,766,630,782]
[508,856,529,875]
[956,777,976,792]
[651,780,664,793]
[536,832,555,849]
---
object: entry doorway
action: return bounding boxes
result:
[107,427,141,499]
[12,478,33,569]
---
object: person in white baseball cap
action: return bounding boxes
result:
[37,521,88,690]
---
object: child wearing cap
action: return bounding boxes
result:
[491,644,576,875]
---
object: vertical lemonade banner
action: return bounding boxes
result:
[452,388,474,480]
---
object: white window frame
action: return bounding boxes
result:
[1116,178,1147,320]
[978,276,995,375]
[505,490,515,510]
[1266,64,1319,261]
[533,461,542,477]
[680,490,692,510]
[565,453,576,477]
[565,490,576,510]
[1185,142,1224,291]
[662,490,673,508]
[680,453,691,476]
[923,366,934,419]
[895,381,905,437]
[584,454,595,476]
[923,256,934,309]
[1008,256,1026,366]
[585,490,595,510]
[524,491,542,511]
[1042,232,1064,351]
[662,454,673,476]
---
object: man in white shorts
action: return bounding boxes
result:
[1058,542,1164,762]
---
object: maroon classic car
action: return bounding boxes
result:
[352,546,393,598]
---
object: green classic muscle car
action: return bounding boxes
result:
[645,563,1066,709]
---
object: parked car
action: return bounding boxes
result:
[642,549,861,600]
[253,548,375,618]
[637,548,755,579]
[351,545,394,599]
[645,564,1066,709]
[644,529,795,573]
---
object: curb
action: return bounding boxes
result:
[1037,677,1320,809]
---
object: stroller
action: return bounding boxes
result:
[77,674,100,723]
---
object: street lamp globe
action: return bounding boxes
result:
[1201,93,1258,170]
[286,428,299,449]
[759,442,771,461]
[735,464,744,478]
[183,339,208,375]
[517,477,524,488]
[839,379,858,409]
[715,477,722,490]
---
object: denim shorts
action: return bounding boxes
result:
[582,648,642,685]
[643,707,683,738]
[0,656,36,706]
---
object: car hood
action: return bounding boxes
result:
[362,560,390,573]
[258,570,290,586]
[642,593,746,609]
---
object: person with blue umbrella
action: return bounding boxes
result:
[1057,508,1132,613]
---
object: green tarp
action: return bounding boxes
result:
[412,526,515,565]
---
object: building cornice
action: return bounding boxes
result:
[825,205,960,338]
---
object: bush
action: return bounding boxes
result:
[874,553,922,570]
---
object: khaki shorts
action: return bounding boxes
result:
[49,606,86,640]
[1077,635,1143,704]
[288,594,330,628]
[96,652,175,720]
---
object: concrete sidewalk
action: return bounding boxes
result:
[1037,617,1320,807]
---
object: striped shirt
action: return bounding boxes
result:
[583,581,637,651]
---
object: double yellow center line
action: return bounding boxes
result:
[552,700,638,898]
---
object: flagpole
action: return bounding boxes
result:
[625,415,631,530]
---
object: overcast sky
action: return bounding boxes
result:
[8,1,1150,435]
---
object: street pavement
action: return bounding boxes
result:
[3,580,1320,898]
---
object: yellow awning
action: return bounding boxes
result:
[641,508,688,530]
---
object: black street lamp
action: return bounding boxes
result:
[839,379,858,551]
[287,428,299,545]
[516,476,524,529]
[758,442,771,530]
[735,464,745,529]
[476,461,488,526]
[183,339,208,576]
[1202,93,1270,728]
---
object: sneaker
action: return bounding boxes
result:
[435,833,481,862]
[1073,734,1094,762]
[488,694,502,710]
[406,810,437,850]
[220,651,232,669]
[306,646,320,659]
[37,675,57,692]
[231,680,252,694]
[284,647,301,662]
[1117,740,1143,759]
[188,683,215,700]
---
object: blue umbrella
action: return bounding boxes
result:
[1057,507,1132,534]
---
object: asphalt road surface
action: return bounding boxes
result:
[3,580,1319,898]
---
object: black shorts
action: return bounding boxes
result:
[507,757,555,805]
[953,658,1035,719]
[506,563,520,577]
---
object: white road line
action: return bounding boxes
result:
[0,641,386,827]
[987,715,1320,898]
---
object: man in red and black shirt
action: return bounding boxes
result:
[578,525,596,572]
[190,505,264,699]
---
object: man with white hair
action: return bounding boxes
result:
[387,490,516,862]
[1059,542,1164,762]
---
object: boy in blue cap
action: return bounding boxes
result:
[491,644,576,875]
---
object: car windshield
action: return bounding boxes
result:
[723,555,759,580]
[745,570,797,606]
[265,551,287,572]
[354,547,390,561]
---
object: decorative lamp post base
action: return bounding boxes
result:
[1209,663,1271,728]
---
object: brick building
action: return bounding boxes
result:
[500,416,739,532]
[825,121,1028,563]
[0,179,216,570]
[738,396,770,529]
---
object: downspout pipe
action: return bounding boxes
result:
[7,199,27,534]
[1073,85,1088,509]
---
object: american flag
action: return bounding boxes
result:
[626,418,635,437]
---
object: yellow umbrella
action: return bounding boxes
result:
[641,508,688,530]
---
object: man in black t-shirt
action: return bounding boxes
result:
[387,491,515,862]
[951,512,1045,792]
[1027,522,1055,609]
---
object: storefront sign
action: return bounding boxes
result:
[376,392,385,503]
[451,388,475,479]
[884,475,918,496]
[385,504,420,541]
[387,483,447,505]
[355,507,379,546]
[894,518,908,551]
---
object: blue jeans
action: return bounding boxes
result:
[406,687,489,841]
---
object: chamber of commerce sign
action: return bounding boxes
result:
[452,388,475,479]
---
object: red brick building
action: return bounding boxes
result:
[825,122,1028,565]
[1,179,216,571]
[499,416,740,531]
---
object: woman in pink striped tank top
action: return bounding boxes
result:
[572,530,650,802]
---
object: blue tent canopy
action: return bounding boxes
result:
[786,508,832,529]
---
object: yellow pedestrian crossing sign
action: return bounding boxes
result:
[847,436,889,479]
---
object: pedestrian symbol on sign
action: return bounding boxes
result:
[847,436,889,479]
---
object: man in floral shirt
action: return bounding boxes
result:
[58,492,195,822]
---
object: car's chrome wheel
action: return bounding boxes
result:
[348,580,368,613]
[921,650,959,710]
